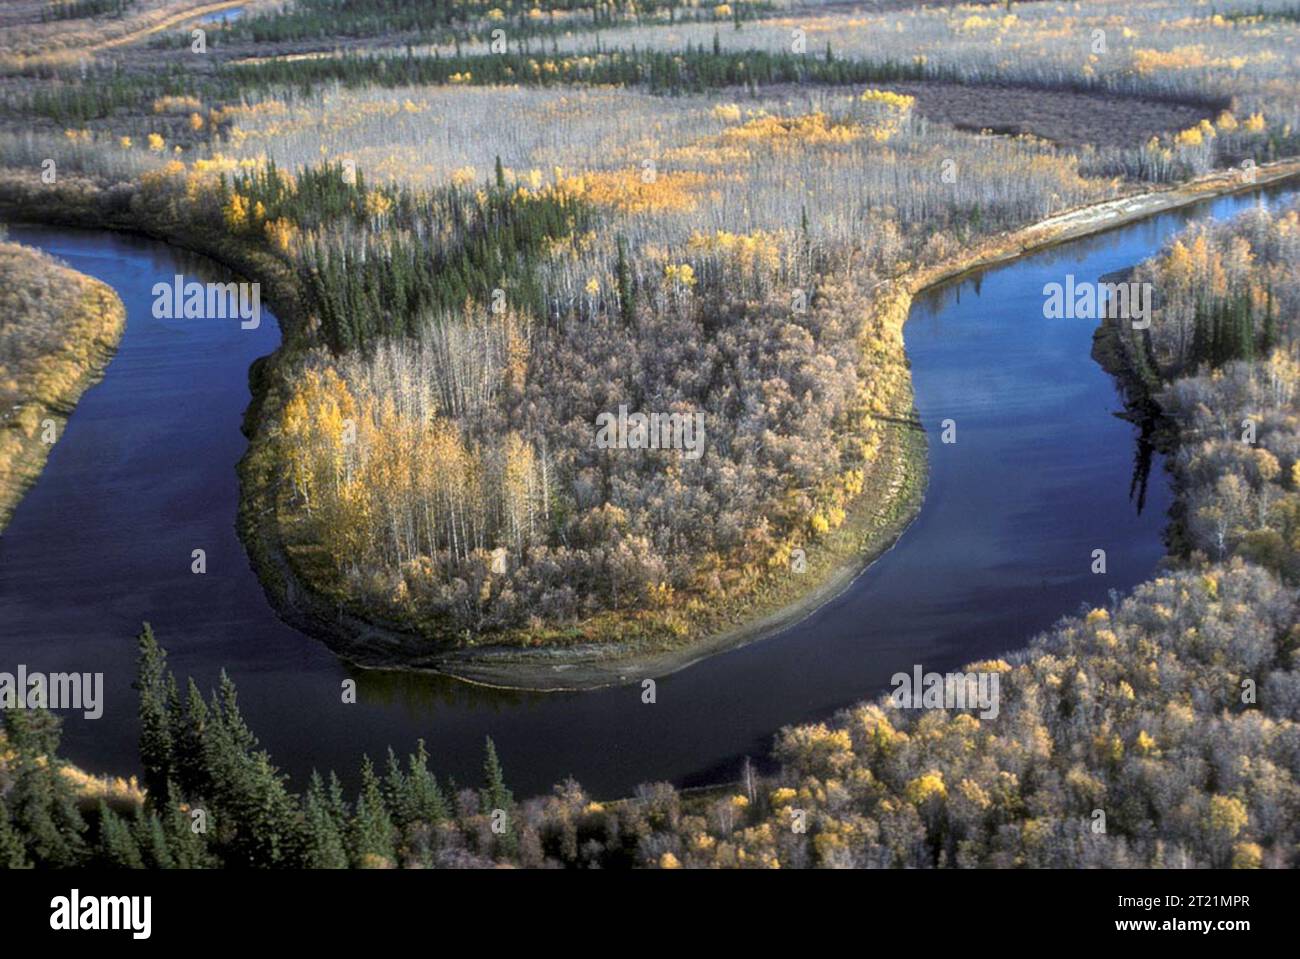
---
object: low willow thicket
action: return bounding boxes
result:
[0,240,125,530]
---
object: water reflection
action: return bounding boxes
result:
[1,182,1292,798]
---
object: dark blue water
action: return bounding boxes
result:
[199,7,243,25]
[2,183,1290,798]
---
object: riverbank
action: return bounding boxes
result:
[2,158,1298,691]
[286,375,928,691]
[1,169,1288,807]
[234,280,930,689]
[0,172,930,689]
[377,157,1300,690]
[0,241,125,533]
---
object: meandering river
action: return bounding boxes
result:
[2,183,1292,797]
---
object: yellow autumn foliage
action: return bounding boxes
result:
[557,168,707,215]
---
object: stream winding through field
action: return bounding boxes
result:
[2,183,1293,797]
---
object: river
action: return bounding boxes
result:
[1,182,1292,797]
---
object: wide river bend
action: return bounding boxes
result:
[2,183,1292,796]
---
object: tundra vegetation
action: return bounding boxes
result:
[0,239,125,531]
[0,0,1298,868]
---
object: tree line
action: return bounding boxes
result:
[1,625,520,869]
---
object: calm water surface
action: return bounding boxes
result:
[2,183,1291,796]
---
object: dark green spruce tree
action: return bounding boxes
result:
[407,739,448,826]
[96,802,145,869]
[303,772,349,868]
[197,670,304,867]
[481,737,518,860]
[351,755,397,867]
[616,235,637,328]
[161,788,216,869]
[131,806,176,870]
[0,799,30,869]
[1,708,88,867]
[134,622,175,806]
